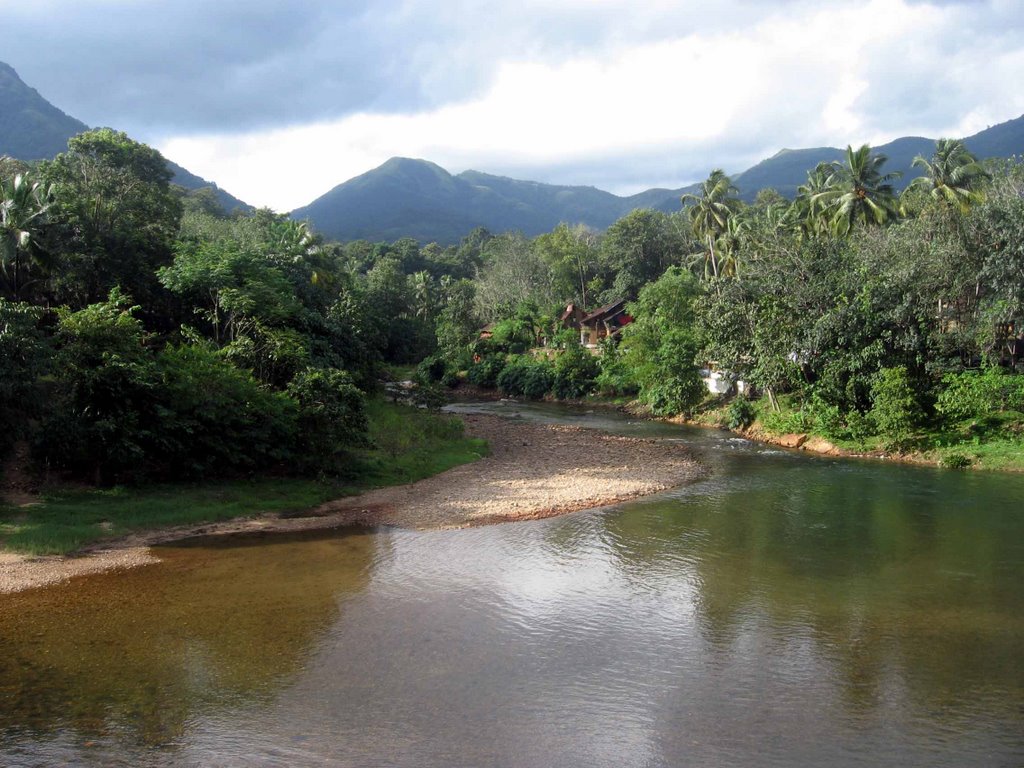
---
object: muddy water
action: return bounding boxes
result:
[1,401,1023,767]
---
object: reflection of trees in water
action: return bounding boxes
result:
[598,465,1024,718]
[0,527,378,747]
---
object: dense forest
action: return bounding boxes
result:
[2,129,1023,485]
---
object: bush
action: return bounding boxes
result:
[595,340,638,397]
[552,346,599,400]
[496,356,554,399]
[941,453,972,469]
[416,355,448,384]
[286,367,368,472]
[936,367,1024,422]
[466,354,506,388]
[0,300,50,456]
[636,329,706,416]
[152,343,299,477]
[870,366,923,448]
[726,396,756,430]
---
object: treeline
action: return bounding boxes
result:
[4,130,1024,483]
[0,129,489,483]
[423,142,1024,454]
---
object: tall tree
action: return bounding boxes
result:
[681,169,742,279]
[822,145,901,235]
[908,138,990,213]
[1,172,54,300]
[40,129,183,308]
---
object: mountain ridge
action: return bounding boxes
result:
[0,61,251,214]
[294,113,1024,244]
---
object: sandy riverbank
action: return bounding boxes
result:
[0,413,704,594]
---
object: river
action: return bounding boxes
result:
[1,401,1022,767]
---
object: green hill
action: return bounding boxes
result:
[0,61,251,214]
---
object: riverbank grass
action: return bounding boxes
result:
[0,401,487,556]
[687,393,1024,471]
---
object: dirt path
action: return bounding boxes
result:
[0,414,704,594]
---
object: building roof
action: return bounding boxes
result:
[581,299,627,325]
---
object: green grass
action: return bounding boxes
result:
[0,401,487,556]
[687,393,1024,470]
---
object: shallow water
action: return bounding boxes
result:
[2,401,1023,767]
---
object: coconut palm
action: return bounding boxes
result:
[823,145,901,236]
[1,172,54,300]
[681,169,741,278]
[908,138,989,213]
[795,162,840,237]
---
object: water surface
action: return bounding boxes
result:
[2,401,1022,766]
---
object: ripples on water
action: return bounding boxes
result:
[1,401,1023,766]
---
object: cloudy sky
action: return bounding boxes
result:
[4,0,1024,211]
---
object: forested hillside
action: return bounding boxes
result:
[0,61,251,215]
[3,123,1024,484]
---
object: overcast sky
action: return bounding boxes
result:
[4,0,1024,211]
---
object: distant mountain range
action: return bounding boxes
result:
[295,114,1024,244]
[3,59,1023,244]
[0,61,250,214]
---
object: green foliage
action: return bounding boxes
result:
[286,367,368,472]
[552,345,600,399]
[363,399,472,468]
[935,367,1024,422]
[0,300,50,454]
[37,290,159,482]
[621,268,705,415]
[600,209,688,300]
[940,453,973,469]
[152,343,297,477]
[726,395,756,430]
[496,356,555,399]
[595,337,638,396]
[467,354,506,389]
[40,128,183,308]
[870,366,923,447]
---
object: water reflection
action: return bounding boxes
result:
[0,527,377,753]
[2,402,1023,766]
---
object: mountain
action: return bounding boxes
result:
[0,61,250,213]
[732,117,1024,199]
[295,114,1024,244]
[290,158,693,244]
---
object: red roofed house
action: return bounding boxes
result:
[579,299,632,348]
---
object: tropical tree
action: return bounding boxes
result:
[820,145,901,235]
[681,169,742,278]
[0,172,54,300]
[795,162,839,237]
[908,138,990,213]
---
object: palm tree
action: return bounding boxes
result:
[1,172,54,300]
[908,138,989,213]
[681,169,741,278]
[823,145,901,235]
[714,212,750,278]
[796,162,839,237]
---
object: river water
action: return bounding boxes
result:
[1,401,1022,767]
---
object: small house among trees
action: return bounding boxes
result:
[579,299,632,348]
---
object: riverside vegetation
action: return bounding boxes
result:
[2,130,1023,554]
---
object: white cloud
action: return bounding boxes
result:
[158,0,1024,210]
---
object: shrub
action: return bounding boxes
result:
[416,354,448,383]
[552,346,599,400]
[466,354,506,388]
[870,366,923,448]
[496,356,554,399]
[153,343,299,477]
[595,340,637,397]
[936,367,1024,422]
[941,453,972,469]
[726,396,756,430]
[286,367,368,472]
[0,300,50,456]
